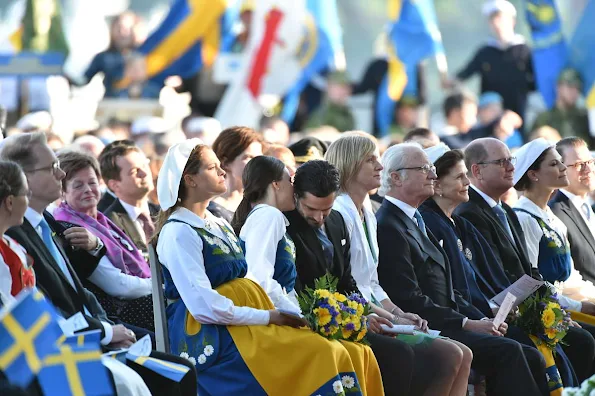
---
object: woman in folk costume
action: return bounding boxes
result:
[154,139,383,395]
[326,135,473,396]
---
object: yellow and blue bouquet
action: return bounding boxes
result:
[297,273,370,344]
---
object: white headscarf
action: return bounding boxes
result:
[424,142,451,164]
[157,138,203,210]
[512,138,554,186]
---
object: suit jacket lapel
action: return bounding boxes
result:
[386,202,446,269]
[109,202,146,250]
[559,195,595,255]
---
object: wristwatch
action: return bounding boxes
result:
[88,238,104,256]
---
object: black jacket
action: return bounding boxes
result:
[284,209,358,295]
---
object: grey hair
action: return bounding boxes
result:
[0,132,47,169]
[378,142,424,196]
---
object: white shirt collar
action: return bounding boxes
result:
[169,207,226,230]
[470,184,499,208]
[384,195,417,220]
[119,199,150,222]
[25,207,45,229]
[515,196,554,222]
[560,188,592,217]
[252,203,290,226]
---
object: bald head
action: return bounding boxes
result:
[464,138,514,200]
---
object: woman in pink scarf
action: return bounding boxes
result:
[53,150,154,331]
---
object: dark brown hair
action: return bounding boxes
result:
[98,139,140,182]
[556,137,588,160]
[514,148,552,191]
[231,156,286,234]
[434,149,465,179]
[0,161,26,205]
[151,144,208,244]
[212,126,263,169]
[57,150,101,191]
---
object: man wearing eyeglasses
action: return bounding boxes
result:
[376,142,545,396]
[550,137,595,284]
[457,137,595,382]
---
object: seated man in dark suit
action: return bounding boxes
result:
[98,140,159,254]
[0,132,196,396]
[551,137,595,285]
[456,137,595,381]
[286,160,464,396]
[376,142,545,395]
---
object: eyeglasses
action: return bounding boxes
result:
[477,157,517,168]
[395,164,436,174]
[566,159,595,172]
[26,161,61,174]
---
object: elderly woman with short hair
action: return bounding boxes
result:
[53,150,154,331]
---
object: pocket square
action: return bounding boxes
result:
[341,239,346,246]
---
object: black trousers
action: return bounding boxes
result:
[564,323,595,382]
[441,328,543,396]
[368,332,415,396]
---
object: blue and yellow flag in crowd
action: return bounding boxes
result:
[569,0,595,111]
[60,329,102,348]
[0,289,63,387]
[124,0,240,86]
[376,0,444,137]
[127,353,190,382]
[281,0,343,124]
[38,344,113,396]
[524,0,567,109]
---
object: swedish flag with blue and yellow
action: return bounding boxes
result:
[60,329,102,348]
[524,0,567,109]
[281,0,343,124]
[377,0,444,137]
[119,0,240,88]
[569,0,595,111]
[0,289,63,387]
[126,353,190,382]
[38,344,113,396]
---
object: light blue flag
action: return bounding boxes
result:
[524,0,568,109]
[376,0,444,137]
[39,344,114,396]
[281,0,343,124]
[126,353,190,382]
[568,0,595,109]
[0,288,63,387]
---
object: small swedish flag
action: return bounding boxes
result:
[0,289,63,387]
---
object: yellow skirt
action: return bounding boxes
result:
[186,278,384,395]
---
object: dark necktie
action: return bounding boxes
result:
[413,210,428,237]
[137,212,155,242]
[492,204,516,244]
[315,227,334,268]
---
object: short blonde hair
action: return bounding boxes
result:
[325,134,377,192]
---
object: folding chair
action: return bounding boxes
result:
[149,244,170,353]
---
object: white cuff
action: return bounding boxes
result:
[462,317,468,328]
[100,321,113,345]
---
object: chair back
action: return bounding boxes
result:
[149,244,170,353]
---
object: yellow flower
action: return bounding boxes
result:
[315,290,331,299]
[545,327,557,339]
[356,304,364,316]
[348,301,358,310]
[315,308,333,326]
[547,302,560,311]
[352,316,362,331]
[542,308,556,328]
[342,328,353,339]
[334,292,347,303]
[356,329,367,341]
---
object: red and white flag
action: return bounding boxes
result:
[215,0,306,128]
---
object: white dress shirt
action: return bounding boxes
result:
[333,194,388,304]
[470,184,499,208]
[25,207,113,344]
[560,189,595,241]
[239,204,301,313]
[514,197,586,311]
[119,199,151,243]
[157,207,270,326]
[88,256,152,299]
